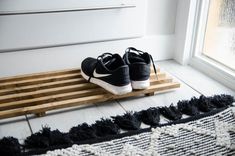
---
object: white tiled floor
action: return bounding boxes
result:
[0,116,31,142]
[0,60,234,140]
[157,60,235,96]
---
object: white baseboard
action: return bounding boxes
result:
[0,34,174,78]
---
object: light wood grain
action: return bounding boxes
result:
[0,78,86,96]
[0,88,106,111]
[0,73,165,101]
[0,73,81,90]
[0,67,179,119]
[0,68,81,83]
[0,77,172,110]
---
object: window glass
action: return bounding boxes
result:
[203,0,235,70]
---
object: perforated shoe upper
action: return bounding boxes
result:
[81,53,131,86]
[123,47,153,81]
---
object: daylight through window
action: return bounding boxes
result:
[203,0,235,71]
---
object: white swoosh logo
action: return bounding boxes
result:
[93,69,111,78]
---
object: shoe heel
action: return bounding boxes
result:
[131,79,150,89]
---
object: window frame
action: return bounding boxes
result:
[186,0,235,90]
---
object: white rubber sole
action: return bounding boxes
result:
[131,79,150,90]
[81,70,132,95]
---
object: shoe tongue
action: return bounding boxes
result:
[104,57,117,68]
[129,56,145,63]
[102,56,112,63]
[128,52,145,63]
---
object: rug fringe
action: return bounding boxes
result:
[0,94,234,156]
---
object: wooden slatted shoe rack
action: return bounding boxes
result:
[0,68,180,119]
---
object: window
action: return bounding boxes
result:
[188,0,235,90]
[202,0,235,71]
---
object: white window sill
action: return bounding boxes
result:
[189,55,235,91]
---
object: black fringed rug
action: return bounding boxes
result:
[1,94,235,156]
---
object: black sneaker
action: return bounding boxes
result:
[81,53,132,95]
[123,47,157,89]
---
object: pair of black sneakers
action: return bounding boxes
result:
[81,47,157,95]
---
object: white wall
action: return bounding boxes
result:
[0,0,178,77]
[146,0,177,35]
[174,0,195,65]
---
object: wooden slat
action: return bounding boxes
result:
[0,88,106,111]
[0,68,81,83]
[0,77,173,111]
[0,94,109,119]
[150,72,165,79]
[0,67,159,84]
[0,82,179,119]
[0,73,81,89]
[0,67,180,119]
[0,72,162,91]
[150,77,172,85]
[0,78,86,96]
[111,82,180,99]
[0,83,98,103]
[0,73,166,103]
[0,68,160,89]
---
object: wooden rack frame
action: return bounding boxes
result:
[0,68,180,119]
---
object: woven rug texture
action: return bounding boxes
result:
[41,107,235,156]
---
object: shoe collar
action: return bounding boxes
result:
[124,47,150,65]
[97,53,126,72]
